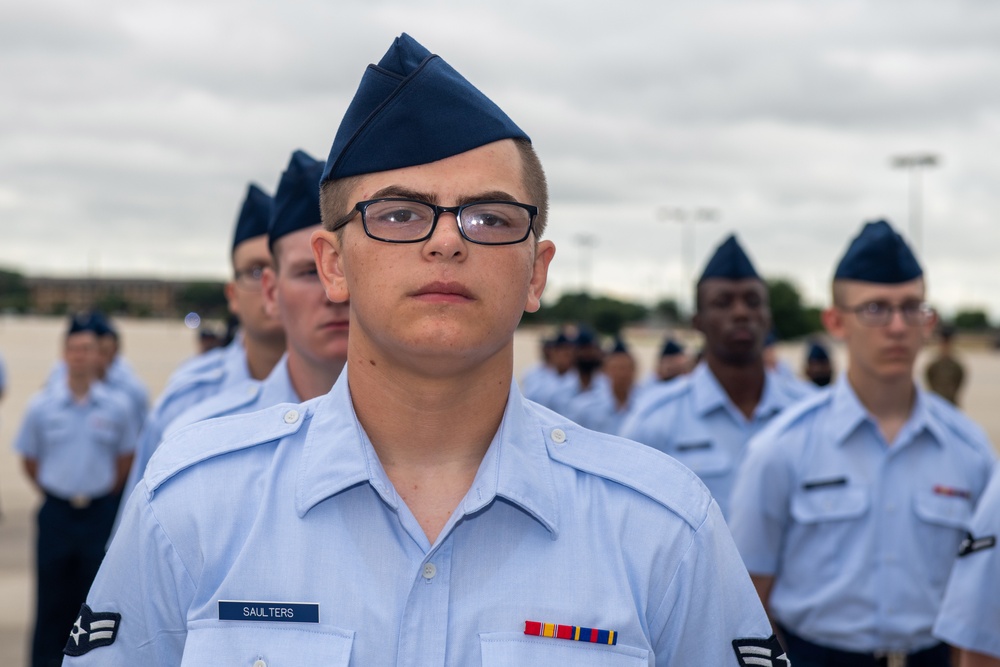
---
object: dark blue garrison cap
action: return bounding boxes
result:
[609,338,630,355]
[807,341,830,362]
[232,183,273,251]
[269,150,325,248]
[67,313,96,336]
[321,33,530,184]
[834,219,923,284]
[661,338,684,357]
[698,235,760,283]
[87,311,116,337]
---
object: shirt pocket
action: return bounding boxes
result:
[789,485,869,578]
[912,491,974,584]
[181,620,354,667]
[671,440,731,477]
[790,485,868,524]
[480,632,649,666]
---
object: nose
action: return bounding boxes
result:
[422,211,467,259]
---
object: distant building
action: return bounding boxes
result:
[25,277,224,318]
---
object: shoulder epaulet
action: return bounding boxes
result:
[764,386,831,434]
[162,382,264,440]
[629,375,693,417]
[144,402,309,494]
[924,393,995,458]
[539,412,712,530]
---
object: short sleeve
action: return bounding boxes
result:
[649,500,780,665]
[64,487,195,666]
[13,400,42,458]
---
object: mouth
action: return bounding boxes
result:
[409,281,475,303]
[321,319,350,332]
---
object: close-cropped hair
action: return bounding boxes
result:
[320,138,550,241]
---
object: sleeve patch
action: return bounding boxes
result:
[733,635,790,666]
[959,532,997,557]
[63,604,121,656]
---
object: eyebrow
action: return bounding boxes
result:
[371,186,520,205]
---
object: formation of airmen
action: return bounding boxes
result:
[5,32,998,667]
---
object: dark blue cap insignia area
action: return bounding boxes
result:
[733,635,789,666]
[834,219,923,284]
[269,150,325,249]
[959,532,996,557]
[698,234,761,284]
[63,604,121,657]
[320,33,529,184]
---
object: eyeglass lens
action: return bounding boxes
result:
[362,200,532,244]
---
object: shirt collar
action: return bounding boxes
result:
[295,372,560,536]
[828,376,942,448]
[259,355,299,405]
[690,362,786,421]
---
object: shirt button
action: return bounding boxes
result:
[253,660,267,667]
[283,409,299,424]
[422,563,437,580]
[551,428,567,444]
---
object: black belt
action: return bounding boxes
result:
[44,491,114,510]
[778,625,950,667]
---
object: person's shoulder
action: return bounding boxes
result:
[749,386,833,451]
[163,381,265,439]
[143,399,316,497]
[527,402,713,530]
[628,374,694,416]
[923,391,995,458]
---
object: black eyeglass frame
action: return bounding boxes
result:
[232,265,267,290]
[838,300,935,327]
[330,198,538,246]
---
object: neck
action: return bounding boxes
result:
[67,374,91,400]
[287,352,345,401]
[847,365,915,421]
[243,333,285,381]
[705,356,766,419]
[612,382,631,407]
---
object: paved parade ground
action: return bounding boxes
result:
[1,315,999,663]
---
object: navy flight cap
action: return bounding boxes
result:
[698,234,761,283]
[232,183,273,251]
[834,219,923,284]
[320,33,530,184]
[269,150,325,249]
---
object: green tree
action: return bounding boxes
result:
[0,267,30,312]
[524,291,648,336]
[767,278,821,339]
[177,282,228,318]
[953,309,990,330]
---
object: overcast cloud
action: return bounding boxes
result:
[2,0,999,315]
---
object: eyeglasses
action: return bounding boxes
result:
[233,264,267,290]
[330,198,537,246]
[840,300,935,327]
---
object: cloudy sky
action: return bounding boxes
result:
[2,0,999,315]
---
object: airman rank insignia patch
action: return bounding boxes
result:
[63,604,121,656]
[524,620,618,645]
[959,532,996,557]
[733,635,789,666]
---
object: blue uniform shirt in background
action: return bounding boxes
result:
[729,376,996,654]
[564,376,633,436]
[934,461,1000,659]
[122,337,252,499]
[620,362,812,519]
[162,354,300,439]
[73,373,776,666]
[13,381,136,499]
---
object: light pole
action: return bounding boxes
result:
[891,153,939,256]
[575,233,598,294]
[657,206,720,314]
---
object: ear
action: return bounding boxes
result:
[524,240,556,313]
[260,266,279,319]
[312,229,350,303]
[224,280,240,318]
[821,306,846,340]
[921,308,939,343]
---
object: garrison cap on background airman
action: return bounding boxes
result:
[698,234,761,283]
[232,183,273,250]
[269,150,325,248]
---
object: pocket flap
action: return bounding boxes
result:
[182,621,354,666]
[791,486,869,524]
[480,632,649,666]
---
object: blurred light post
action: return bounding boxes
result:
[657,206,720,313]
[575,233,598,294]
[891,153,939,256]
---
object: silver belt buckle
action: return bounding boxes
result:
[70,495,91,509]
[874,652,907,667]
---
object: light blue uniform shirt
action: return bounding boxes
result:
[730,377,996,654]
[934,461,1000,659]
[122,338,252,498]
[564,375,633,436]
[522,366,580,414]
[162,355,299,439]
[13,381,136,498]
[620,362,812,519]
[73,373,776,666]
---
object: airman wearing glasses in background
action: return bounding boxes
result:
[67,34,783,665]
[729,220,996,667]
[116,184,286,517]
